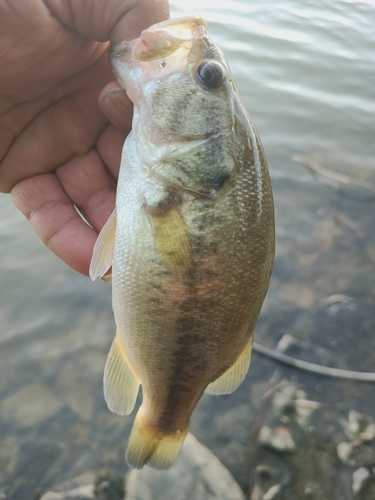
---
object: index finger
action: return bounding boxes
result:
[11,173,99,275]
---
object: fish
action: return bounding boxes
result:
[90,16,275,470]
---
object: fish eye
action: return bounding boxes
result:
[195,61,226,90]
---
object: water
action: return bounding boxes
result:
[1,1,375,498]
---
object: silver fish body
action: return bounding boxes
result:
[90,16,275,470]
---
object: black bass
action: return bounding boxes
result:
[90,16,275,470]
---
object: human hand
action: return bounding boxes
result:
[0,0,169,275]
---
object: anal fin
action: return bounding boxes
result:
[104,333,140,415]
[205,335,253,395]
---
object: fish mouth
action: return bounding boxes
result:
[143,16,207,37]
[109,16,208,62]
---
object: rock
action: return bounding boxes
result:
[250,465,288,500]
[259,425,296,452]
[337,441,375,467]
[262,484,282,500]
[352,467,370,495]
[40,485,95,500]
[341,410,375,443]
[250,482,284,500]
[269,381,319,428]
[1,383,63,428]
[271,382,307,414]
[352,468,375,499]
[323,294,353,306]
[124,433,246,500]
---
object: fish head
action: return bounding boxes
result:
[109,16,237,142]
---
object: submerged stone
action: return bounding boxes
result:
[259,425,296,452]
[352,467,371,495]
[337,441,375,468]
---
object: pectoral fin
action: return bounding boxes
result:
[89,209,116,281]
[205,336,253,395]
[148,207,192,274]
[104,333,140,415]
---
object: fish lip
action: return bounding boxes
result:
[143,15,207,36]
[109,16,208,62]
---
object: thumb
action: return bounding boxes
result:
[46,0,170,43]
[99,82,133,132]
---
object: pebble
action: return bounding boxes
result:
[352,467,370,495]
[337,441,375,467]
[250,465,286,500]
[268,381,318,429]
[262,483,282,500]
[258,425,296,452]
[124,433,246,500]
[341,410,375,443]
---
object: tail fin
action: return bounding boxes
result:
[126,408,189,470]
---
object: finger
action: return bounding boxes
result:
[110,0,170,43]
[47,0,170,43]
[95,123,127,180]
[55,149,116,232]
[99,82,133,132]
[11,174,98,275]
[0,54,110,193]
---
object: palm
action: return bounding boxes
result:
[0,0,169,274]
